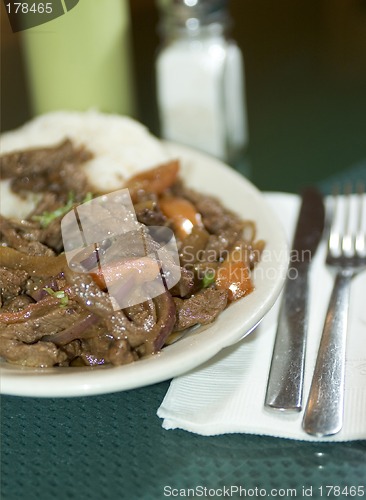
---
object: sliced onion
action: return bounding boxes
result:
[153,292,177,351]
[41,313,100,345]
[0,247,66,277]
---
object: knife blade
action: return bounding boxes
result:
[265,187,325,411]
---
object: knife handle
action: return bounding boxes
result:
[265,268,309,411]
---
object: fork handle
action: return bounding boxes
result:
[302,270,353,437]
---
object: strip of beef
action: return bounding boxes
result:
[169,267,195,297]
[0,138,89,178]
[179,226,210,267]
[80,336,138,366]
[63,267,176,357]
[0,215,56,256]
[201,228,243,263]
[1,295,33,312]
[0,338,68,367]
[134,194,168,227]
[172,181,244,235]
[0,267,28,305]
[0,139,93,198]
[1,192,80,255]
[0,302,87,344]
[27,193,65,251]
[173,287,228,331]
[171,182,247,265]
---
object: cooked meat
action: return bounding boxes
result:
[0,303,86,344]
[169,267,195,297]
[1,139,78,178]
[27,193,65,251]
[0,215,55,256]
[63,267,176,357]
[0,267,28,304]
[172,183,251,267]
[1,295,33,312]
[0,139,92,197]
[107,339,138,365]
[134,194,168,227]
[179,226,210,267]
[79,335,138,366]
[172,181,244,235]
[174,287,228,331]
[0,337,68,367]
[198,230,243,264]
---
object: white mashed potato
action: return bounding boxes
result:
[0,110,173,218]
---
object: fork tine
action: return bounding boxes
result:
[341,183,353,256]
[355,182,366,255]
[328,185,341,256]
[334,182,366,258]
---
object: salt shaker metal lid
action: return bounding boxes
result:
[158,0,231,30]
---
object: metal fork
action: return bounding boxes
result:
[302,183,366,437]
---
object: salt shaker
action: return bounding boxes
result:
[156,0,248,168]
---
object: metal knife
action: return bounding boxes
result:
[265,187,325,411]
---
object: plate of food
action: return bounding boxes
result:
[0,111,289,397]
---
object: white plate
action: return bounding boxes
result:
[0,144,289,397]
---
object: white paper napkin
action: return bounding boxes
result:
[157,193,366,441]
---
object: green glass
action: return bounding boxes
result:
[21,0,135,116]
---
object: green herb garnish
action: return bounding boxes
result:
[202,269,216,288]
[32,192,94,228]
[43,287,69,307]
[83,192,93,203]
[32,192,75,228]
